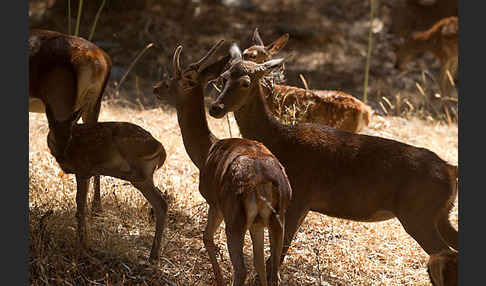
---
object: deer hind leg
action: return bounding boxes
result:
[91,176,102,214]
[203,206,225,286]
[398,213,451,255]
[75,175,90,250]
[132,179,169,262]
[280,205,309,264]
[268,214,284,286]
[437,209,458,250]
[225,211,248,286]
[250,223,268,286]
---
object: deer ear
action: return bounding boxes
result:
[252,27,264,46]
[266,33,289,55]
[260,58,285,72]
[229,43,243,61]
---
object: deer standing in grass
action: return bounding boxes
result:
[29,29,112,213]
[427,249,458,286]
[209,43,458,283]
[153,41,291,286]
[45,105,168,263]
[395,16,458,100]
[241,28,372,133]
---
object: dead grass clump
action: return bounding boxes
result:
[29,100,457,285]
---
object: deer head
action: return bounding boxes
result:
[45,104,81,161]
[242,28,289,64]
[209,44,284,119]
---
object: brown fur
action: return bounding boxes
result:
[242,29,371,133]
[46,120,168,263]
[156,42,291,286]
[29,29,112,213]
[209,45,458,281]
[427,249,458,286]
[395,17,458,99]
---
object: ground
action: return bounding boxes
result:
[29,1,458,285]
[29,100,458,286]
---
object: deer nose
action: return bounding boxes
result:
[209,103,225,119]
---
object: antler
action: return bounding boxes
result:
[172,45,183,78]
[193,39,225,72]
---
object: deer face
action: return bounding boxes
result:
[209,44,284,119]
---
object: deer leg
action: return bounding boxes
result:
[75,175,90,250]
[91,176,102,214]
[266,205,308,279]
[280,205,309,264]
[132,179,169,263]
[398,215,451,255]
[437,210,458,250]
[268,214,284,286]
[249,223,268,286]
[203,206,224,286]
[225,214,248,286]
[82,96,104,215]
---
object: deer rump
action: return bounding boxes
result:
[29,29,111,117]
[200,138,291,224]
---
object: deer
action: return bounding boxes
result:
[427,249,458,286]
[153,40,292,286]
[240,28,371,133]
[29,29,112,213]
[395,16,458,100]
[208,43,458,284]
[389,0,458,39]
[44,104,168,263]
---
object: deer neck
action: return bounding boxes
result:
[233,82,289,152]
[175,85,218,170]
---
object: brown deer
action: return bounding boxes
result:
[45,105,168,263]
[389,0,458,39]
[427,249,458,286]
[241,28,371,133]
[208,44,458,282]
[395,17,458,99]
[29,29,112,213]
[153,40,291,286]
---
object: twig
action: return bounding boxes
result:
[363,0,375,104]
[88,0,106,41]
[446,69,456,87]
[74,0,84,37]
[68,0,72,35]
[116,43,154,91]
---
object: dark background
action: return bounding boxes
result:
[30,0,456,120]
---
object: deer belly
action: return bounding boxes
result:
[29,97,46,113]
[314,202,395,222]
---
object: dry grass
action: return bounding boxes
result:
[29,99,458,286]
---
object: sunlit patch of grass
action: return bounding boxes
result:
[29,99,457,285]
